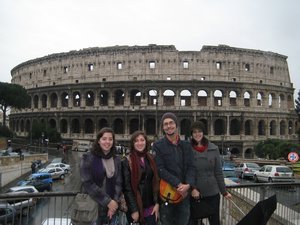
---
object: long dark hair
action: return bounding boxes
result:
[191,132,209,146]
[92,127,116,157]
[129,130,150,153]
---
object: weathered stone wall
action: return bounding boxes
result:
[9,44,298,157]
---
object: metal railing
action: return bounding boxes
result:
[0,182,299,225]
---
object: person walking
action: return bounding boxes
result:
[122,130,160,225]
[189,121,232,225]
[80,127,122,225]
[153,112,195,225]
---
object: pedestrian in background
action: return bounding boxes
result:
[122,130,160,225]
[80,127,122,225]
[189,121,232,225]
[153,112,195,225]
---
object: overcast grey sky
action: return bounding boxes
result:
[1,0,299,100]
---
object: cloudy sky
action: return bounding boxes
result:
[1,0,299,100]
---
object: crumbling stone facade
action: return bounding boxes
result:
[9,44,298,158]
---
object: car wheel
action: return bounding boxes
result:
[268,177,273,183]
[254,175,258,183]
[60,174,65,179]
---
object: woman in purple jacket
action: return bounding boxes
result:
[80,127,122,225]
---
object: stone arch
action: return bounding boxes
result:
[214,118,225,135]
[84,118,94,133]
[243,91,251,107]
[280,120,286,135]
[279,94,285,108]
[42,94,47,108]
[269,120,276,135]
[98,118,108,130]
[231,147,240,158]
[61,92,69,107]
[20,119,25,132]
[229,90,237,106]
[180,119,191,138]
[197,90,208,106]
[230,118,240,135]
[256,92,263,106]
[86,91,95,107]
[113,118,124,134]
[99,90,109,106]
[114,89,125,106]
[258,120,265,135]
[288,120,293,135]
[145,118,156,135]
[244,120,253,135]
[60,119,68,133]
[49,119,56,129]
[73,91,81,107]
[130,89,141,106]
[199,119,208,135]
[71,118,80,133]
[214,90,223,106]
[268,93,275,108]
[148,89,158,106]
[244,148,254,158]
[180,90,191,106]
[163,89,175,106]
[33,95,39,108]
[50,93,58,108]
[129,118,139,134]
[25,119,30,132]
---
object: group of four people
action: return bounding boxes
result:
[80,112,231,225]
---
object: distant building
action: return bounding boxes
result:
[9,44,298,158]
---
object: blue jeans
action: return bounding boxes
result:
[160,197,190,225]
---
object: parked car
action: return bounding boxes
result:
[51,157,65,164]
[0,202,16,224]
[253,165,295,183]
[5,186,38,216]
[46,163,71,173]
[222,160,237,168]
[234,162,260,179]
[41,218,71,225]
[22,180,52,192]
[223,167,240,184]
[39,167,65,180]
[18,172,53,186]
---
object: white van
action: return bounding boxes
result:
[72,140,93,152]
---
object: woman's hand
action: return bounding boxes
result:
[131,211,139,223]
[224,192,232,200]
[107,199,118,213]
[177,183,190,198]
[151,203,160,221]
[191,188,200,199]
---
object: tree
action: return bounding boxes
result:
[254,139,299,160]
[0,82,30,127]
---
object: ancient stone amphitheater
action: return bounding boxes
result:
[9,44,298,158]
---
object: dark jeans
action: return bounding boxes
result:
[160,197,190,225]
[189,194,220,225]
[126,211,157,225]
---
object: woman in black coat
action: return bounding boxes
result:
[122,130,160,225]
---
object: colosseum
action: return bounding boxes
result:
[9,44,298,158]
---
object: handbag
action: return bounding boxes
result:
[190,197,215,219]
[118,193,128,212]
[71,193,98,225]
[159,179,183,204]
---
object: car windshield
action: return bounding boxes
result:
[247,163,259,168]
[276,167,292,173]
[223,170,236,177]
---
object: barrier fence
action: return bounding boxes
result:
[0,182,299,225]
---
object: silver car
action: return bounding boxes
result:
[234,162,260,179]
[39,167,65,180]
[254,165,295,183]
